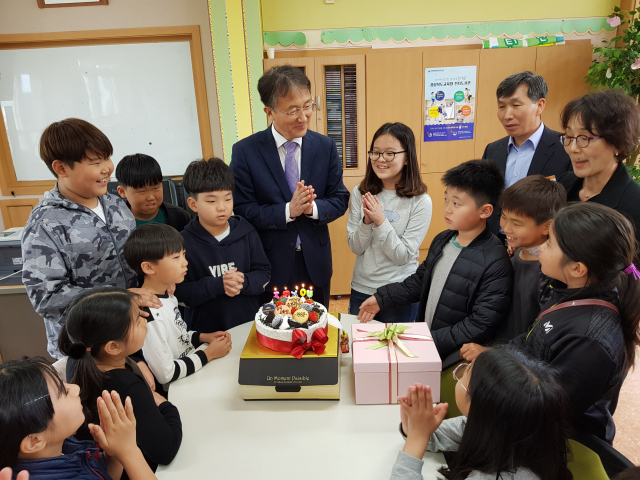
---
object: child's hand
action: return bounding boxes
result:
[128,288,162,312]
[460,343,489,362]
[358,296,380,323]
[398,394,412,436]
[401,384,448,459]
[222,268,244,297]
[0,467,29,480]
[200,331,230,344]
[136,361,156,391]
[89,391,158,480]
[363,193,386,227]
[88,391,137,460]
[204,334,232,361]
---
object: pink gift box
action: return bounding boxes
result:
[352,323,442,405]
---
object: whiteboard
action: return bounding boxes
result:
[0,41,203,181]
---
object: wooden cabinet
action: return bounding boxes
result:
[0,198,40,229]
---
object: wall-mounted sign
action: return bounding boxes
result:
[424,66,477,142]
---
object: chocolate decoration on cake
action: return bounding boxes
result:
[300,303,313,312]
[288,319,303,329]
[263,311,275,325]
[271,314,284,329]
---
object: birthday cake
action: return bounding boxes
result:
[254,287,328,352]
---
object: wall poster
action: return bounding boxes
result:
[424,66,477,142]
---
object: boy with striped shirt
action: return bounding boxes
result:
[124,223,231,390]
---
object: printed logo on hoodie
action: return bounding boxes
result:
[209,262,236,277]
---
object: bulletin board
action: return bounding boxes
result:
[0,26,213,196]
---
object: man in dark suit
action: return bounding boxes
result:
[482,71,572,237]
[230,65,349,307]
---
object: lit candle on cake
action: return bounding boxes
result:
[283,286,290,297]
[300,287,306,297]
[273,287,280,299]
[294,285,299,296]
[307,286,314,299]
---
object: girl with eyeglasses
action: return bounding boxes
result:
[346,122,432,322]
[391,347,571,480]
[0,357,158,480]
[557,89,640,241]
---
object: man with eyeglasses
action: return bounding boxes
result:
[482,71,572,240]
[230,65,349,307]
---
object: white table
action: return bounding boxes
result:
[156,314,446,480]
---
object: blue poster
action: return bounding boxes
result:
[424,66,477,142]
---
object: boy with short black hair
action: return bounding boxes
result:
[358,159,513,364]
[124,223,231,389]
[22,118,161,359]
[492,175,567,342]
[175,158,271,332]
[115,153,192,231]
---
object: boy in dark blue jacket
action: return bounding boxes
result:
[175,158,271,332]
[358,160,513,366]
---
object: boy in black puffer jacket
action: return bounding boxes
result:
[358,160,512,366]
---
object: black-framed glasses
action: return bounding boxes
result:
[558,134,602,148]
[368,150,407,162]
[273,102,316,117]
[453,363,470,393]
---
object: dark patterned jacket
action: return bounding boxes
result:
[511,286,626,444]
[22,185,137,358]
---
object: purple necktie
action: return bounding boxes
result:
[284,141,301,248]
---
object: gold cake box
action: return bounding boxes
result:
[238,323,341,400]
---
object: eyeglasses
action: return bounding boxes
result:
[368,150,407,162]
[558,134,602,148]
[272,102,316,117]
[453,363,470,393]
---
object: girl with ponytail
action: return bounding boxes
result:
[512,202,640,444]
[58,287,182,474]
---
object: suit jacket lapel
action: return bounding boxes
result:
[300,132,314,183]
[259,128,293,200]
[528,126,554,176]
[494,137,509,173]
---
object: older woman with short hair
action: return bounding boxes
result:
[558,89,640,238]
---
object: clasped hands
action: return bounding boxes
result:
[222,267,244,297]
[362,192,386,227]
[289,180,317,218]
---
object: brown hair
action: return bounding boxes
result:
[359,123,427,198]
[561,89,640,163]
[39,118,113,177]
[499,175,567,225]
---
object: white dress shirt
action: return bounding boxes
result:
[271,123,319,222]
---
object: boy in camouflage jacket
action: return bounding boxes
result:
[22,119,160,358]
